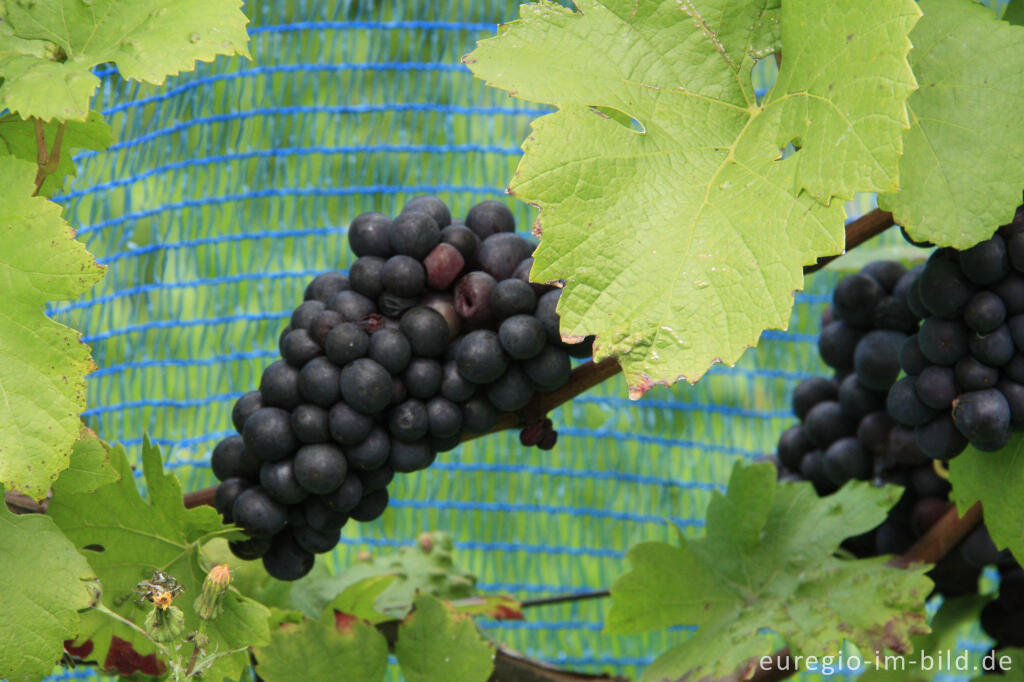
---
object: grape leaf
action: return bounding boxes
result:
[949,435,1024,564]
[325,575,398,625]
[1005,0,1024,25]
[465,0,919,392]
[51,431,118,497]
[0,487,98,682]
[878,0,1024,249]
[0,0,250,122]
[0,112,113,196]
[254,617,389,682]
[395,595,495,682]
[0,157,104,500]
[605,462,932,682]
[48,437,270,679]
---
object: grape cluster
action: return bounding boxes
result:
[886,209,1024,457]
[773,260,1006,596]
[210,196,591,580]
[776,260,922,495]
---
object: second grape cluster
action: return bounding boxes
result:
[210,197,591,580]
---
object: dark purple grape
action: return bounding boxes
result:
[350,489,389,522]
[262,532,315,581]
[993,274,1024,315]
[462,397,499,433]
[368,328,412,374]
[969,325,1014,367]
[291,300,326,330]
[328,402,374,445]
[887,376,938,427]
[305,272,350,302]
[522,344,571,391]
[803,401,856,447]
[491,279,537,320]
[535,289,564,346]
[242,407,298,461]
[232,390,263,434]
[823,437,871,485]
[487,366,535,412]
[833,273,884,328]
[389,439,435,473]
[260,360,302,410]
[777,424,811,470]
[918,250,974,318]
[477,233,533,281]
[853,330,906,390]
[910,497,951,536]
[382,255,426,298]
[918,317,969,366]
[389,211,440,260]
[298,357,342,407]
[304,496,349,532]
[857,411,893,455]
[324,476,363,513]
[389,399,429,442]
[358,466,394,492]
[499,315,547,360]
[404,358,442,399]
[233,487,287,538]
[792,377,838,420]
[465,200,515,238]
[346,427,391,471]
[914,365,958,410]
[294,443,348,495]
[426,397,462,438]
[960,234,1009,285]
[309,309,345,347]
[214,478,252,523]
[952,388,1011,451]
[837,374,882,420]
[818,321,864,371]
[259,459,309,504]
[997,378,1024,427]
[400,307,450,358]
[211,435,260,481]
[291,404,331,444]
[915,414,968,460]
[293,525,341,554]
[229,536,272,560]
[402,195,451,228]
[898,335,929,376]
[350,256,386,299]
[964,291,1007,334]
[872,296,918,334]
[861,260,907,292]
[886,425,928,467]
[955,355,998,390]
[441,224,481,262]
[280,328,323,367]
[329,290,377,321]
[441,361,476,402]
[340,358,392,415]
[348,212,393,258]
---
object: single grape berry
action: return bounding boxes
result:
[291,404,331,444]
[232,391,264,433]
[440,224,480,261]
[304,496,349,532]
[404,358,443,399]
[298,357,342,407]
[955,355,998,390]
[214,478,252,523]
[454,271,497,323]
[918,250,974,318]
[350,489,390,522]
[328,402,374,445]
[918,317,969,366]
[861,260,907,292]
[898,335,929,376]
[229,536,272,560]
[803,401,856,446]
[818,321,864,371]
[381,255,426,298]
[823,437,871,485]
[853,330,906,391]
[487,366,535,412]
[426,397,462,438]
[340,358,393,415]
[964,291,1007,334]
[389,211,440,260]
[914,366,958,410]
[349,256,386,299]
[498,315,547,360]
[952,389,1012,451]
[389,439,435,473]
[294,443,348,495]
[400,307,450,358]
[465,200,515,238]
[243,407,299,461]
[305,272,350,303]
[358,465,394,492]
[969,325,1015,367]
[455,330,509,384]
[348,212,393,258]
[993,274,1024,315]
[402,195,452,228]
[477,233,533,281]
[260,360,302,410]
[389,399,430,442]
[887,376,939,427]
[915,414,968,460]
[324,476,363,513]
[491,279,537,320]
[833,273,884,328]
[263,531,315,581]
[293,526,341,555]
[211,435,260,481]
[423,243,465,291]
[837,374,882,420]
[997,378,1024,427]
[441,361,476,402]
[522,344,571,391]
[309,309,345,347]
[368,327,412,374]
[329,290,377,322]
[791,377,838,421]
[232,488,287,538]
[872,296,918,334]
[857,411,894,456]
[259,459,309,504]
[776,424,811,471]
[280,328,323,367]
[959,234,1009,285]
[346,427,391,471]
[462,397,499,433]
[291,300,326,330]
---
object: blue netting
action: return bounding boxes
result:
[39,1,995,680]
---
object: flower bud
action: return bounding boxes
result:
[194,564,231,621]
[145,605,185,643]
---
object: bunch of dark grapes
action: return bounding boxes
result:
[774,259,1004,597]
[209,196,592,580]
[887,209,1024,458]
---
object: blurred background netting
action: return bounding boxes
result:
[43,1,999,680]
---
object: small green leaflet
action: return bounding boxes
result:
[879,0,1024,249]
[606,463,932,682]
[465,0,919,392]
[254,616,389,682]
[949,434,1024,564]
[0,157,105,500]
[0,112,113,196]
[394,595,495,682]
[0,488,98,682]
[48,437,270,679]
[51,432,119,497]
[0,0,250,121]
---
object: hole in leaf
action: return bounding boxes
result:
[590,106,645,134]
[84,543,105,553]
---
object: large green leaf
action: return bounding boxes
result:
[465,0,919,392]
[606,463,932,682]
[1005,0,1024,25]
[949,434,1024,564]
[395,595,495,682]
[0,0,250,121]
[48,438,269,679]
[254,617,388,682]
[0,488,98,682]
[0,112,113,196]
[0,157,104,500]
[879,0,1024,249]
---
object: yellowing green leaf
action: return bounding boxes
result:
[949,434,1024,564]
[395,595,495,682]
[48,437,269,679]
[0,0,250,121]
[606,462,932,682]
[0,157,104,500]
[254,617,388,682]
[0,491,98,682]
[465,0,919,391]
[879,0,1024,249]
[51,432,118,497]
[0,112,113,196]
